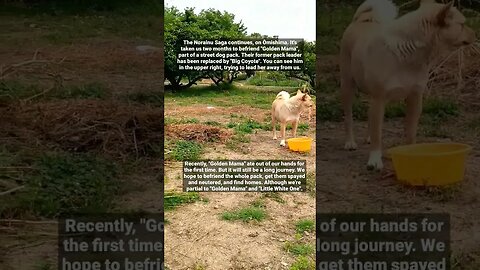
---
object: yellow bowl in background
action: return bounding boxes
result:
[387,143,472,186]
[286,137,312,152]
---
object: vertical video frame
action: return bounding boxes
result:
[164,0,316,268]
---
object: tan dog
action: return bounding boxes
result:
[340,0,476,170]
[272,87,313,146]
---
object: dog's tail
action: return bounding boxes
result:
[275,91,290,100]
[353,0,398,23]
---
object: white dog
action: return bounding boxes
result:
[272,87,313,146]
[340,0,475,170]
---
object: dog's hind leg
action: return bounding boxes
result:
[367,99,385,170]
[365,116,371,144]
[340,42,358,150]
[340,75,357,150]
[405,91,423,144]
[292,120,298,138]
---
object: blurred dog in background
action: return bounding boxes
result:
[340,0,475,170]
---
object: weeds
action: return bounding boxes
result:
[305,172,315,196]
[34,261,53,270]
[295,219,315,235]
[451,251,480,270]
[290,256,315,270]
[467,117,480,131]
[166,140,203,161]
[228,119,263,134]
[127,92,163,106]
[262,192,285,203]
[164,192,202,211]
[250,198,266,208]
[221,206,266,222]
[226,134,251,153]
[284,242,315,256]
[423,98,459,119]
[204,120,222,126]
[165,117,199,125]
[53,82,109,99]
[3,152,119,218]
[425,185,461,202]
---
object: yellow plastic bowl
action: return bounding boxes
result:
[387,143,472,186]
[286,137,312,152]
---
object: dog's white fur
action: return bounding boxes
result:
[340,0,476,170]
[353,0,398,23]
[272,88,313,146]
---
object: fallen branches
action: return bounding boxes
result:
[0,219,58,225]
[0,100,163,159]
[0,49,66,80]
[1,50,45,79]
[0,186,25,196]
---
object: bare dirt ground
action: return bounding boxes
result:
[317,120,480,260]
[164,102,316,270]
[316,53,480,267]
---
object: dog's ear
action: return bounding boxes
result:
[301,93,308,101]
[297,89,303,95]
[437,1,454,26]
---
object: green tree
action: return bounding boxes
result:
[288,40,316,90]
[164,7,247,90]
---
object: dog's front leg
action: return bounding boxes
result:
[405,92,423,144]
[367,99,385,170]
[292,120,298,138]
[280,122,287,146]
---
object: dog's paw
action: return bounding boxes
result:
[280,140,286,147]
[366,150,383,171]
[344,141,358,150]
